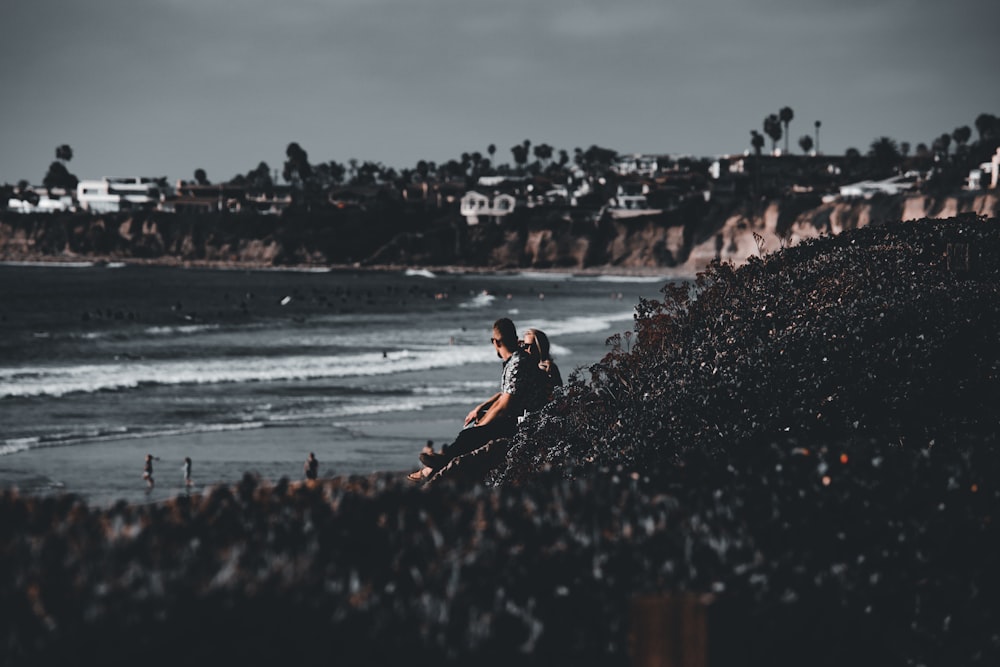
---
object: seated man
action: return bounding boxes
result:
[409,317,548,481]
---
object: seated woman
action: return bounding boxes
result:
[522,328,562,392]
[418,328,563,488]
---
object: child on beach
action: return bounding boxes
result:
[142,454,160,490]
[182,457,193,488]
[304,452,319,481]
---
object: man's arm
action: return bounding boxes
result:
[466,392,500,425]
[476,392,512,426]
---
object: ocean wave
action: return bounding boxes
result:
[404,268,436,278]
[0,438,37,456]
[0,261,96,269]
[0,345,498,399]
[591,274,670,284]
[459,291,496,309]
[519,311,637,338]
[0,422,269,456]
[143,324,222,336]
[264,394,473,424]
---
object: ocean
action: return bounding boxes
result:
[0,262,678,506]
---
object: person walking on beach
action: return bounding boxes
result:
[182,457,193,488]
[410,318,548,482]
[142,454,159,491]
[304,452,319,481]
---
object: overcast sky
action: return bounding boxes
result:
[2,0,997,186]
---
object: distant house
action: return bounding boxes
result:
[838,172,921,198]
[460,191,516,225]
[6,186,74,213]
[966,147,1000,190]
[77,177,164,213]
[613,154,661,178]
[605,182,662,219]
[162,181,292,215]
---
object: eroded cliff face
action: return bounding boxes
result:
[1,193,997,273]
[682,192,999,274]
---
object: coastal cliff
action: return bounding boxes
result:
[1,192,996,274]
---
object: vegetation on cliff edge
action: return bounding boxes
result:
[2,215,999,666]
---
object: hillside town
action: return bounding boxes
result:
[5,142,1000,226]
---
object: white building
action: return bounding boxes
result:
[6,187,74,213]
[76,177,165,213]
[968,147,1000,190]
[838,172,921,198]
[460,191,516,225]
[613,154,660,177]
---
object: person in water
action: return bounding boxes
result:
[142,454,159,491]
[304,452,319,481]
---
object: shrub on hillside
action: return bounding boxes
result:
[497,215,1000,483]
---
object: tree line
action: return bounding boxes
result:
[17,109,1000,202]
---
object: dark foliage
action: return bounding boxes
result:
[3,216,999,665]
[498,214,1000,481]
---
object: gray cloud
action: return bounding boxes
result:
[1,0,997,184]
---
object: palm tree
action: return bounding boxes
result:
[283,142,314,185]
[533,143,554,170]
[798,135,813,155]
[952,126,972,158]
[814,120,822,154]
[42,161,78,192]
[932,133,952,160]
[974,113,998,141]
[868,136,901,175]
[750,130,765,156]
[55,144,73,163]
[764,114,782,154]
[779,107,794,153]
[511,144,529,173]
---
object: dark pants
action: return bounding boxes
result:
[440,419,515,462]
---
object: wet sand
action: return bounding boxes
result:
[0,403,464,507]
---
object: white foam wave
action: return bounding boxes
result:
[405,268,436,278]
[144,324,221,336]
[0,422,269,456]
[0,344,497,398]
[0,261,95,269]
[412,380,495,396]
[459,291,496,309]
[514,271,574,281]
[265,394,471,424]
[0,438,37,456]
[591,275,670,284]
[520,311,636,338]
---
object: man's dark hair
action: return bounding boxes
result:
[493,318,518,349]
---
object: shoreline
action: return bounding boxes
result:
[0,253,699,279]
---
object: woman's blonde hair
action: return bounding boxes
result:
[525,328,552,361]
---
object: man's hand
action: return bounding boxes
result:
[477,392,512,426]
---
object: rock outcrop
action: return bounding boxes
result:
[1,193,996,274]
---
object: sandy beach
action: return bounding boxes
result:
[1,402,467,507]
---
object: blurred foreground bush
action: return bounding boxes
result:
[3,216,999,666]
